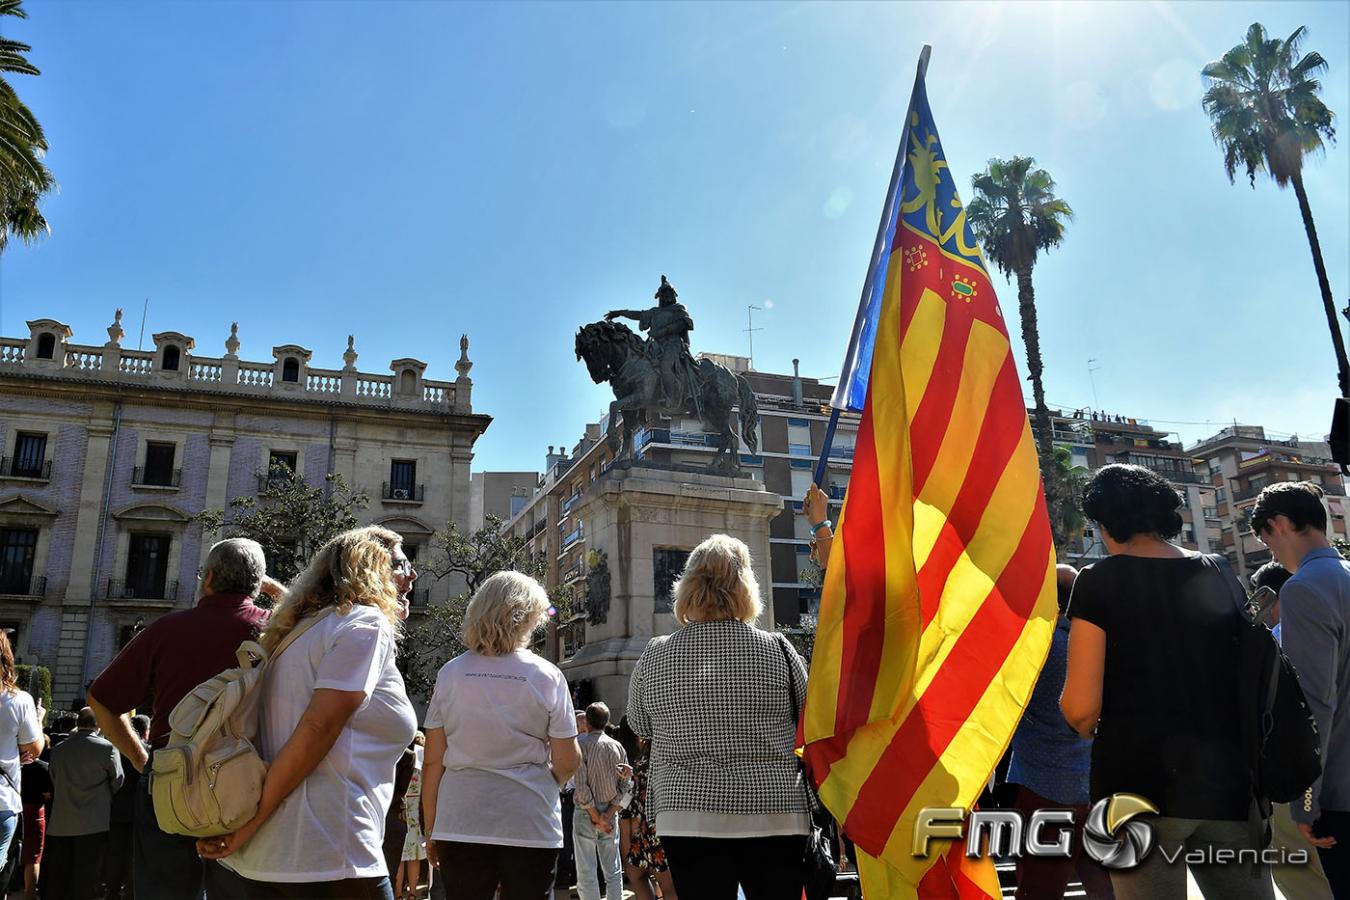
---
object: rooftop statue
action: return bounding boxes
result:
[576,276,759,474]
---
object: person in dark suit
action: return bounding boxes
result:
[45,707,123,900]
[104,714,149,900]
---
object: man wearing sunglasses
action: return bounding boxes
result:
[1251,481,1350,898]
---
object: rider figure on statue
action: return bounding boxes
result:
[606,275,697,409]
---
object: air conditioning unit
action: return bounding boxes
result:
[392,488,410,500]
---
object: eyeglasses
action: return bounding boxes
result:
[391,559,414,578]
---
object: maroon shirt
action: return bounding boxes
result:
[90,592,270,749]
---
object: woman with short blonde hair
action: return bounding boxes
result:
[628,534,810,899]
[462,569,554,655]
[671,532,762,625]
[199,525,419,898]
[422,571,581,900]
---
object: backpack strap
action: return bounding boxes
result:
[264,605,338,668]
[1205,553,1252,618]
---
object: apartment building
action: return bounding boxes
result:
[1187,425,1350,578]
[1049,409,1218,560]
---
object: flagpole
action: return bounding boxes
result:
[813,44,932,490]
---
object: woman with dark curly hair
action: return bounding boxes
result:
[1060,464,1271,900]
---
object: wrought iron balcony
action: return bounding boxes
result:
[132,466,182,488]
[1,457,50,480]
[0,574,45,597]
[106,579,178,602]
[560,525,584,550]
[382,482,425,503]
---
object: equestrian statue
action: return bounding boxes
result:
[575,276,759,474]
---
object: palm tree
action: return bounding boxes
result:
[1202,23,1342,394]
[966,156,1073,466]
[0,0,52,252]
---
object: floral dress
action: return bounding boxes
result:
[621,747,668,872]
[402,744,426,861]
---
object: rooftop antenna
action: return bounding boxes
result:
[745,304,763,370]
[1087,358,1102,411]
[136,298,149,351]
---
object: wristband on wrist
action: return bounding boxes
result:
[811,519,833,536]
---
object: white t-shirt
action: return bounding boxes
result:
[0,690,39,813]
[224,605,417,882]
[424,649,576,848]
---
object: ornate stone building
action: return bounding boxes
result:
[0,312,489,705]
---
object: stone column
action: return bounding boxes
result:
[57,418,117,704]
[196,427,237,569]
[562,465,782,715]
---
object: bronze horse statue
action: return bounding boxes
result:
[575,319,759,473]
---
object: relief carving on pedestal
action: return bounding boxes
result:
[586,548,611,626]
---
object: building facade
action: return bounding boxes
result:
[1187,425,1350,579]
[1049,409,1219,561]
[502,356,858,666]
[467,470,538,531]
[0,313,488,704]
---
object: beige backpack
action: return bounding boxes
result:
[149,607,335,837]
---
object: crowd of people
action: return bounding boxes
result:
[0,462,1342,900]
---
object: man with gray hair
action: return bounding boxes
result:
[87,537,280,900]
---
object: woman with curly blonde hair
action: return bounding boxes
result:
[199,526,419,899]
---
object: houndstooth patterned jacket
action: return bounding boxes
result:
[626,619,812,821]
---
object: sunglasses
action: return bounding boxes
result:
[391,558,414,577]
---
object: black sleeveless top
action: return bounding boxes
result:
[1069,554,1251,821]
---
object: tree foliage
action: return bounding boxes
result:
[0,0,53,252]
[1202,23,1335,189]
[966,156,1074,281]
[196,464,369,593]
[1043,445,1089,556]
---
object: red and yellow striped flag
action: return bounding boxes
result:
[804,53,1057,898]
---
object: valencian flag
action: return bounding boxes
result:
[803,47,1057,898]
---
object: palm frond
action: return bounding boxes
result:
[1201,21,1336,189]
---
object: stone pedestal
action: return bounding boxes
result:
[561,463,782,714]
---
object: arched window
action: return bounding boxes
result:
[282,357,300,383]
[162,345,180,371]
[400,370,417,394]
[35,333,56,360]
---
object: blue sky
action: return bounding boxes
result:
[2,1,1347,472]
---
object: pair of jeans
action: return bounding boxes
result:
[1010,785,1114,900]
[433,840,558,900]
[209,867,394,899]
[572,807,622,900]
[1107,816,1274,900]
[660,834,808,900]
[133,766,215,900]
[1314,808,1350,900]
[0,809,18,886]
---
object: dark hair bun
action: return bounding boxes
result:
[1081,464,1184,542]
